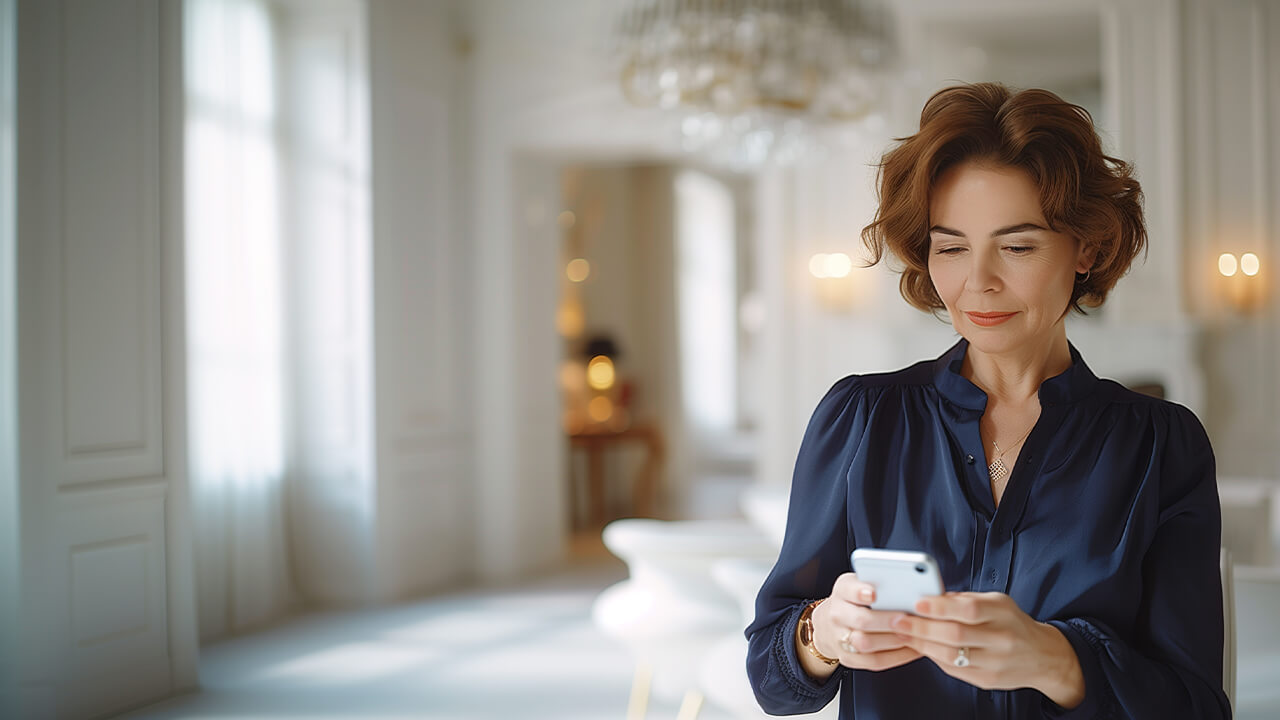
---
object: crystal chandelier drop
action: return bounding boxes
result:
[615,0,895,167]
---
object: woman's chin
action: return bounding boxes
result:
[956,327,1026,356]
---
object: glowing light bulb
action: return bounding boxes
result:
[809,253,829,278]
[587,355,616,390]
[1241,253,1260,277]
[810,252,853,279]
[825,253,852,278]
[1218,253,1238,277]
[566,258,590,282]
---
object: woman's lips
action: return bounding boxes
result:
[965,311,1017,327]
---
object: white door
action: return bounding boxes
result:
[11,1,197,717]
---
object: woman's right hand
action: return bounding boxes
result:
[812,572,925,670]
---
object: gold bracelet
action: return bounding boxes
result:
[798,599,839,666]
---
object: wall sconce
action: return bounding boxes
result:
[1216,251,1266,312]
[809,252,856,311]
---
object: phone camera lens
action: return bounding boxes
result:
[914,564,926,573]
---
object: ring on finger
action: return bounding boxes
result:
[953,646,971,668]
[839,630,859,654]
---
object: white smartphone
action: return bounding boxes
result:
[850,548,945,613]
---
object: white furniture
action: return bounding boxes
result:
[698,558,839,719]
[593,518,779,713]
[1234,564,1280,718]
[740,484,790,548]
[1219,480,1276,567]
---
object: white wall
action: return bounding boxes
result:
[1181,0,1280,479]
[366,0,476,599]
[628,166,685,503]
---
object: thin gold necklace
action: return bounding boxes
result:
[989,422,1035,484]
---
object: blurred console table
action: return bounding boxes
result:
[568,423,664,529]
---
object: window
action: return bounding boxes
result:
[675,170,738,437]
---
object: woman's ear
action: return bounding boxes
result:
[1076,242,1099,274]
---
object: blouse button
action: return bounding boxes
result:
[965,454,975,464]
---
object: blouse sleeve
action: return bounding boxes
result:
[1044,403,1232,719]
[745,376,868,715]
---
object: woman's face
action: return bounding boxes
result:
[927,162,1094,356]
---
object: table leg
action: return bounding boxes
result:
[634,429,664,518]
[588,445,605,527]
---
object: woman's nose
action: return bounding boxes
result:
[964,253,1002,293]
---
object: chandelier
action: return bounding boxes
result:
[615,0,895,166]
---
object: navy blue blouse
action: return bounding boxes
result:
[746,339,1230,719]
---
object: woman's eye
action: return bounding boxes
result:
[934,246,965,255]
[1005,245,1034,254]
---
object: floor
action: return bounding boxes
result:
[115,473,1280,720]
[119,539,739,720]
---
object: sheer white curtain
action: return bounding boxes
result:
[185,0,293,639]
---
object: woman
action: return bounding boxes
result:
[746,83,1230,719]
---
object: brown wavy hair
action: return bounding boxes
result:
[861,82,1146,314]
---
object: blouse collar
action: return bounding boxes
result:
[933,338,1100,411]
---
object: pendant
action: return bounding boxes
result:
[989,457,1008,483]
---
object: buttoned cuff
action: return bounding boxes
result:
[774,601,844,699]
[1042,618,1114,719]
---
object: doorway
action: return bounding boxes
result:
[542,161,761,541]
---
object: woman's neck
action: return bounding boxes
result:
[962,332,1073,405]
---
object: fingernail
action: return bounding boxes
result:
[915,599,930,614]
[859,588,874,603]
[891,615,909,630]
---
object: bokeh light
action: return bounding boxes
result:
[587,355,616,390]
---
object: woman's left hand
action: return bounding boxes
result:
[890,592,1086,709]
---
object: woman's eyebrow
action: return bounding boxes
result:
[928,222,1049,237]
[992,222,1049,236]
[931,220,1049,237]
